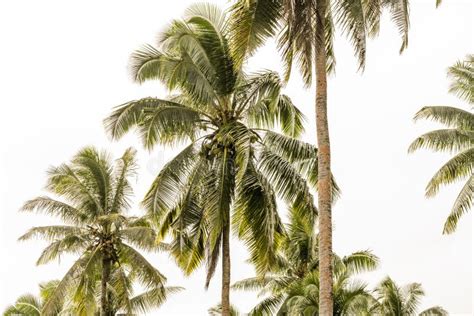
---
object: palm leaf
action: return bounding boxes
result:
[234,161,285,274]
[4,294,41,316]
[447,54,474,105]
[413,106,474,130]
[42,250,99,316]
[425,148,474,197]
[129,286,184,315]
[341,250,379,274]
[258,149,317,217]
[105,98,201,148]
[229,0,281,69]
[443,174,474,234]
[18,225,85,242]
[334,0,367,70]
[117,243,166,289]
[408,129,474,153]
[386,0,410,53]
[142,142,200,220]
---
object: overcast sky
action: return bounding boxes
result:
[0,0,472,315]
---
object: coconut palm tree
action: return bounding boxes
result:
[232,207,377,315]
[229,1,413,312]
[103,4,321,315]
[5,276,181,316]
[372,277,448,316]
[19,147,180,315]
[3,280,59,316]
[409,55,474,234]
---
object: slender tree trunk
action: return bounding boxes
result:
[315,0,333,314]
[101,256,112,316]
[221,222,231,316]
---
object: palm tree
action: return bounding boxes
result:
[19,147,180,315]
[372,277,448,316]
[232,207,378,315]
[283,266,373,315]
[229,1,413,312]
[104,4,319,315]
[409,55,474,234]
[3,280,59,316]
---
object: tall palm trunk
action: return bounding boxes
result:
[101,256,112,316]
[221,222,231,316]
[315,0,333,314]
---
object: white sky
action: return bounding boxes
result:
[0,0,472,315]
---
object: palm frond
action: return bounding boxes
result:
[229,0,281,69]
[185,3,227,33]
[70,248,102,315]
[447,54,474,105]
[167,158,209,275]
[71,147,113,214]
[413,106,474,130]
[21,197,88,225]
[408,129,474,153]
[142,142,200,220]
[425,148,474,197]
[38,280,60,303]
[325,7,337,74]
[203,146,235,250]
[42,250,99,316]
[341,250,379,274]
[18,225,85,242]
[234,161,285,274]
[334,0,367,70]
[4,294,41,316]
[110,147,137,214]
[443,174,473,234]
[130,44,165,83]
[35,235,89,265]
[131,45,219,106]
[231,276,275,292]
[402,282,424,315]
[119,225,158,252]
[205,233,222,289]
[239,70,282,114]
[129,286,184,315]
[110,266,134,315]
[118,243,166,289]
[248,294,285,316]
[183,3,237,96]
[45,163,103,216]
[105,98,202,148]
[258,149,317,218]
[277,0,316,87]
[385,0,410,53]
[375,277,405,315]
[363,0,382,38]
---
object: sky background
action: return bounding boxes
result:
[0,0,472,315]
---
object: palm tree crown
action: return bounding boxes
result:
[230,0,412,82]
[373,277,448,316]
[19,147,180,315]
[3,281,59,316]
[409,54,474,234]
[232,209,377,315]
[104,4,321,315]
